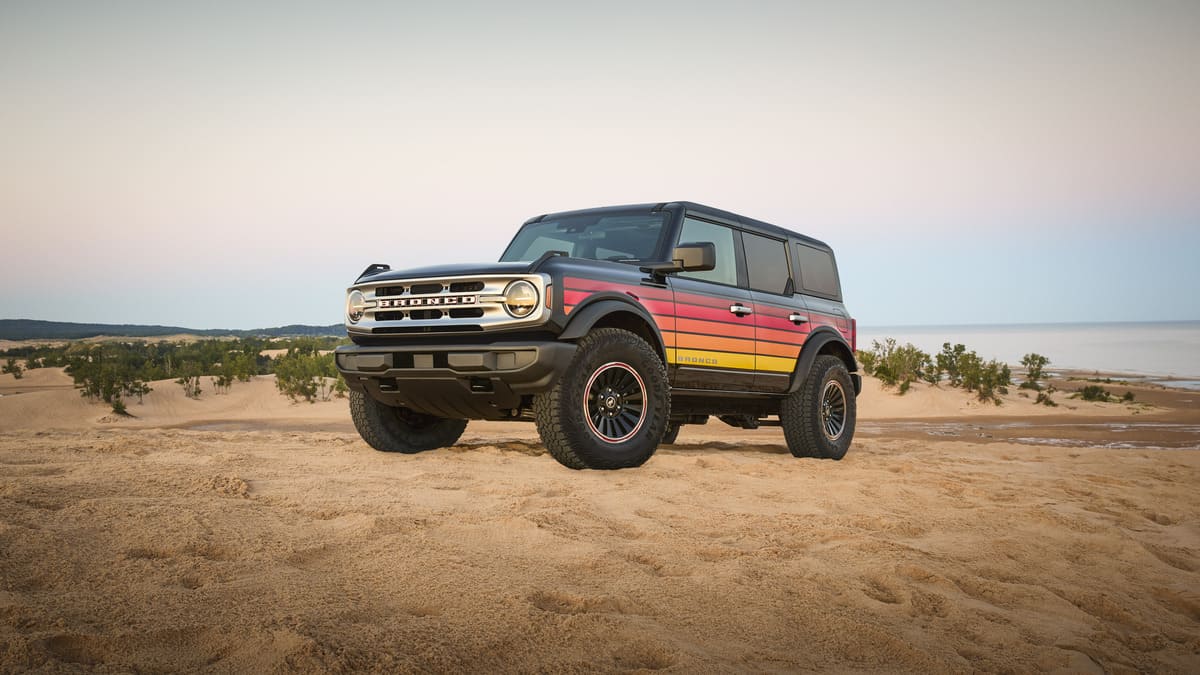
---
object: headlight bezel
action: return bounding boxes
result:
[503,280,539,318]
[346,289,367,323]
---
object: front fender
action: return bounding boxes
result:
[558,296,667,361]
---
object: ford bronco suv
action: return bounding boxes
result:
[335,201,859,470]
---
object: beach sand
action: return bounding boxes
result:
[1,369,1198,672]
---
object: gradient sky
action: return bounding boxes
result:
[2,1,1198,329]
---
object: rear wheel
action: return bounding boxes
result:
[781,355,856,459]
[534,328,669,469]
[350,389,467,453]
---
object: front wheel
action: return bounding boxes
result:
[780,355,856,459]
[534,328,669,469]
[350,389,467,453]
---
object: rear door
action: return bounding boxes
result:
[667,215,757,391]
[742,231,808,392]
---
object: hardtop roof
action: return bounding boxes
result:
[527,201,833,251]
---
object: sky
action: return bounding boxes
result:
[1,0,1198,329]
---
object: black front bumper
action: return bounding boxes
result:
[335,341,576,419]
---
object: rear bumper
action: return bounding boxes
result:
[334,341,575,419]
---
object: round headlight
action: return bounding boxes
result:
[503,280,538,318]
[347,290,367,323]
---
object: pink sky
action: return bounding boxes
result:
[1,2,1197,327]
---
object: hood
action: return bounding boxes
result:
[355,261,534,284]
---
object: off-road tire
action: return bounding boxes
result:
[350,389,467,453]
[662,422,681,445]
[534,328,669,469]
[781,355,856,459]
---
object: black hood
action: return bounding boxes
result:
[356,261,533,284]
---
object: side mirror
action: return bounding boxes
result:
[640,242,716,278]
[672,242,715,272]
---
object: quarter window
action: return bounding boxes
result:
[742,232,791,294]
[676,217,738,286]
[796,244,840,298]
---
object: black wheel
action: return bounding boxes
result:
[349,389,467,453]
[534,328,669,469]
[662,422,681,445]
[781,355,856,459]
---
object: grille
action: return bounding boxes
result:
[348,273,547,334]
[410,282,445,295]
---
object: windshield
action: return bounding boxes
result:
[500,212,668,264]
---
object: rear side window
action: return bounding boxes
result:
[796,244,840,298]
[676,217,738,287]
[742,232,791,294]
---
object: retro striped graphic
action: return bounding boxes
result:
[562,276,847,375]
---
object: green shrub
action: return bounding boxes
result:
[859,339,932,395]
[111,398,128,416]
[274,349,345,403]
[937,343,967,387]
[1,358,22,379]
[1036,390,1058,406]
[1020,353,1049,390]
[1077,385,1111,402]
[1121,391,1135,403]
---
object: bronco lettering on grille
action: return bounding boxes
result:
[377,296,478,309]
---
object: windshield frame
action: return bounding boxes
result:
[499,207,679,266]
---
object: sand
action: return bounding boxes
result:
[1,369,1198,672]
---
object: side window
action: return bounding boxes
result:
[742,232,791,294]
[676,217,738,286]
[796,244,840,298]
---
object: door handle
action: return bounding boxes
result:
[788,313,809,324]
[729,304,753,316]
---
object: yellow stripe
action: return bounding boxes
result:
[756,354,798,374]
[668,348,756,371]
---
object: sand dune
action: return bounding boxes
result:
[0,369,1197,672]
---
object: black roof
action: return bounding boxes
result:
[526,201,832,250]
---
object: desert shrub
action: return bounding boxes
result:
[1077,385,1111,402]
[1121,391,1135,402]
[856,349,878,375]
[2,358,23,379]
[937,343,967,387]
[111,398,128,415]
[1036,389,1058,406]
[860,339,932,395]
[274,349,345,403]
[1020,353,1050,390]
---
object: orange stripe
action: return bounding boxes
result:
[675,333,755,354]
[757,341,802,359]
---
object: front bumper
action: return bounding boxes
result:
[335,341,576,419]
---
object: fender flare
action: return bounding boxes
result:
[788,327,858,394]
[558,295,667,361]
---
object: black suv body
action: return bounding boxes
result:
[336,201,859,469]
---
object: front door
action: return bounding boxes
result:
[668,216,757,391]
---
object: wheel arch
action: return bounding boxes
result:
[558,296,667,364]
[788,328,858,394]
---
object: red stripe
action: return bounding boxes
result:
[674,317,755,340]
[563,277,673,302]
[673,302,750,324]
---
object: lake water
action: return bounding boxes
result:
[858,321,1200,381]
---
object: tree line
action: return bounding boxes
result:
[1,336,349,413]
